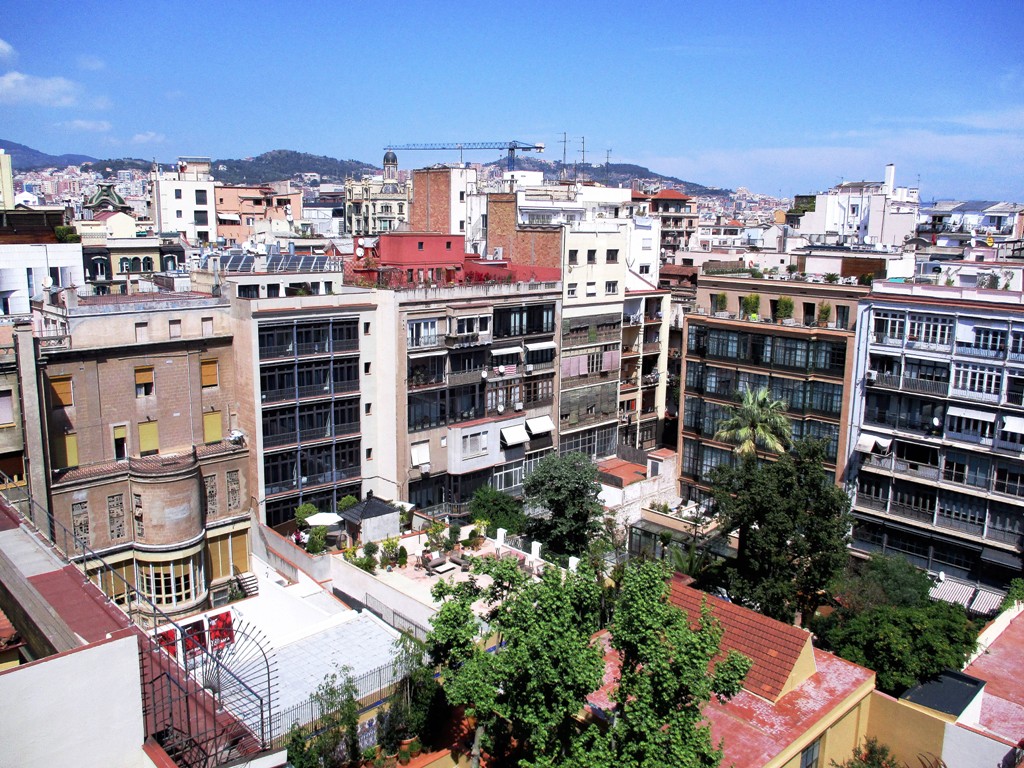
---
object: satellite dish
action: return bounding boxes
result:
[356,247,364,257]
[42,276,54,289]
[358,238,366,246]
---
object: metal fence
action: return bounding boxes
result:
[363,592,431,642]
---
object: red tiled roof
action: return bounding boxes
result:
[652,189,692,200]
[28,565,133,643]
[963,611,1024,742]
[93,211,118,221]
[596,457,647,486]
[668,579,811,701]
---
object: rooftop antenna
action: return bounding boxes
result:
[559,132,568,181]
[605,148,612,183]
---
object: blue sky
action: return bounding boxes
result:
[2,1,1022,200]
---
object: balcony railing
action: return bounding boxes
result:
[894,458,940,481]
[906,338,952,353]
[446,331,492,348]
[935,515,984,537]
[950,386,1000,404]
[871,333,904,347]
[854,494,889,513]
[955,343,1006,360]
[889,501,935,525]
[902,376,949,397]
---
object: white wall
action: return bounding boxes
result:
[0,634,146,768]
[0,243,86,314]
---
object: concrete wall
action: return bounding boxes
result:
[0,632,145,768]
[330,554,436,630]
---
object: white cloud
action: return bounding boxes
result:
[0,38,14,61]
[0,71,79,107]
[76,54,105,71]
[57,119,112,132]
[131,131,166,144]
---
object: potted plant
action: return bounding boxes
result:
[742,293,761,321]
[425,521,447,554]
[408,737,421,759]
[363,746,378,768]
[447,523,462,554]
[381,536,400,566]
[397,545,408,568]
[816,301,833,327]
[378,698,407,768]
[775,296,794,321]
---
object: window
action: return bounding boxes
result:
[417,241,424,251]
[169,319,181,338]
[491,460,524,492]
[108,494,126,539]
[204,475,217,514]
[72,500,89,542]
[586,282,597,296]
[407,319,438,348]
[446,240,452,250]
[587,249,597,264]
[0,391,12,425]
[175,210,182,219]
[567,283,577,298]
[605,281,618,295]
[227,470,241,510]
[365,448,373,460]
[139,421,159,456]
[50,376,73,408]
[364,362,371,375]
[908,314,952,346]
[364,321,371,335]
[174,189,182,200]
[54,433,79,468]
[568,249,578,264]
[135,322,149,343]
[195,189,207,205]
[639,264,651,275]
[606,248,619,263]
[364,403,372,415]
[113,425,127,460]
[953,363,1001,394]
[459,220,465,232]
[196,230,209,243]
[200,359,219,388]
[202,317,213,337]
[800,738,821,768]
[203,411,222,444]
[135,367,154,397]
[460,430,487,457]
[194,210,208,226]
[134,494,144,536]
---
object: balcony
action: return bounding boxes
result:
[889,501,935,525]
[854,494,889,513]
[408,373,446,391]
[906,338,952,354]
[449,368,487,387]
[642,342,661,355]
[902,376,949,397]
[893,458,940,482]
[935,515,984,537]
[446,331,492,349]
[955,342,1006,361]
[950,386,1000,404]
[871,333,903,348]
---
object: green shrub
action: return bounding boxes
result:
[306,526,327,554]
[397,546,408,567]
[775,296,794,320]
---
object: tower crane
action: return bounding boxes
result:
[384,141,545,171]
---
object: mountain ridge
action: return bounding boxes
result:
[0,139,728,195]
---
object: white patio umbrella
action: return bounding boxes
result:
[305,511,342,527]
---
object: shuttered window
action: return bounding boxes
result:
[50,376,73,407]
[138,421,159,456]
[0,391,12,425]
[203,411,222,444]
[135,367,154,397]
[201,359,218,388]
[53,433,79,468]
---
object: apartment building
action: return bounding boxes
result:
[148,156,218,245]
[214,183,303,245]
[680,277,867,506]
[400,282,561,516]
[631,188,697,256]
[344,151,410,236]
[20,287,251,617]
[848,280,1024,590]
[409,165,477,236]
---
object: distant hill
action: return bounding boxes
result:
[1,140,729,195]
[0,139,98,170]
[211,150,377,185]
[479,155,730,196]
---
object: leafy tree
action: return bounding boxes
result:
[523,452,604,560]
[306,526,327,555]
[426,556,602,767]
[1000,577,1024,611]
[713,386,791,459]
[565,560,751,768]
[775,295,795,320]
[710,440,851,624]
[285,666,360,767]
[830,554,932,614]
[820,601,976,695]
[824,272,840,284]
[469,486,527,537]
[830,737,900,768]
[295,502,318,530]
[336,495,358,513]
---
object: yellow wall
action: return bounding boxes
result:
[768,680,874,768]
[867,692,946,767]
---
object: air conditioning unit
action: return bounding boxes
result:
[866,370,878,382]
[514,402,524,411]
[525,364,534,373]
[420,463,431,475]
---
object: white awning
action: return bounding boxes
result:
[410,441,430,466]
[954,322,975,343]
[854,433,877,453]
[525,341,557,352]
[947,405,996,421]
[491,345,523,358]
[1002,415,1024,434]
[408,347,448,357]
[875,436,893,451]
[526,415,555,435]
[500,424,530,446]
[217,213,241,223]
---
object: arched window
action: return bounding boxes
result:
[142,257,154,272]
[164,256,177,271]
[131,257,141,272]
[120,257,131,273]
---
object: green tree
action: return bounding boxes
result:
[523,452,604,560]
[565,560,751,768]
[775,295,794,320]
[830,554,932,615]
[306,526,328,555]
[295,502,318,530]
[426,556,603,767]
[710,440,851,624]
[713,386,791,459]
[469,486,527,537]
[1000,577,1024,611]
[336,495,358,513]
[820,601,977,695]
[284,666,360,767]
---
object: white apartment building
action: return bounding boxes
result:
[0,243,85,316]
[793,164,919,248]
[848,280,1024,594]
[148,156,218,245]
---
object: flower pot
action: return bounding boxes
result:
[409,740,422,758]
[385,753,398,768]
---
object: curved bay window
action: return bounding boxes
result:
[137,552,205,608]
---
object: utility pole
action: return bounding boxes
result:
[605,149,612,184]
[559,132,568,181]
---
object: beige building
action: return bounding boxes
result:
[344,151,410,236]
[20,287,252,617]
[214,183,303,245]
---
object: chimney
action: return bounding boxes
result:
[884,164,895,194]
[366,489,374,500]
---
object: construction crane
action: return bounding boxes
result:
[385,141,545,171]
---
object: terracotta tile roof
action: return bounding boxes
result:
[652,189,692,200]
[596,457,647,486]
[963,610,1024,742]
[668,579,812,701]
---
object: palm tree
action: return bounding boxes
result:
[714,386,791,459]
